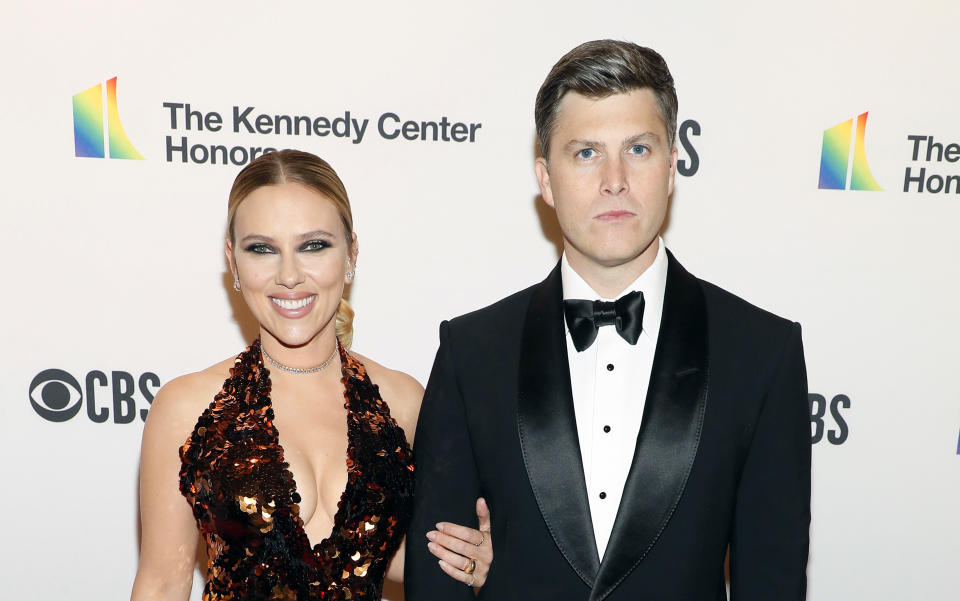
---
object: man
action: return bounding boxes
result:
[406,40,810,600]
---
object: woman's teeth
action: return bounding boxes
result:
[271,296,315,310]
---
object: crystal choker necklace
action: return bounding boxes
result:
[261,344,338,374]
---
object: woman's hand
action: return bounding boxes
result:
[426,497,493,590]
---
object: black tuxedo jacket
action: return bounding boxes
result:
[405,252,810,600]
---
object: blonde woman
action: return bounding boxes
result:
[132,150,492,600]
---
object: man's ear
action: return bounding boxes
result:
[535,157,556,209]
[667,145,678,197]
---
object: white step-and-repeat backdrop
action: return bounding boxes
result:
[2,1,957,599]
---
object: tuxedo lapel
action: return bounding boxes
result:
[517,262,601,586]
[590,251,710,601]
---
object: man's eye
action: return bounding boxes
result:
[301,240,329,252]
[629,144,648,155]
[577,148,596,159]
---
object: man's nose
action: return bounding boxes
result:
[601,156,628,195]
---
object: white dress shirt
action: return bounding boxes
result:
[560,238,668,559]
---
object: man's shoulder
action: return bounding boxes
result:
[446,281,539,333]
[695,276,798,339]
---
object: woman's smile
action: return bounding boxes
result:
[270,294,318,318]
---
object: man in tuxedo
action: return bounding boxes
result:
[405,40,810,600]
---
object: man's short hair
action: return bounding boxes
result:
[535,40,678,159]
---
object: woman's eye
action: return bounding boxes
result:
[577,148,596,160]
[245,243,274,254]
[301,240,329,252]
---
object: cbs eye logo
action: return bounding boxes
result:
[29,369,84,422]
[29,368,161,424]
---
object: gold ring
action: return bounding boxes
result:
[464,558,476,575]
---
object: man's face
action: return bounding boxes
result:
[535,88,677,274]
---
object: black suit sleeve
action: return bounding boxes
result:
[730,322,811,600]
[405,320,481,600]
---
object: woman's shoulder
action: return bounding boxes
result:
[352,351,423,399]
[139,355,240,480]
[143,356,236,439]
[350,350,423,439]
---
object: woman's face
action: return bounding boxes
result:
[226,182,355,350]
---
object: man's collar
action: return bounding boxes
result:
[560,238,668,343]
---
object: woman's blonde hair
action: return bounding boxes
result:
[228,149,355,348]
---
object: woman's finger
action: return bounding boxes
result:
[437,559,478,587]
[428,529,481,558]
[428,532,493,572]
[436,521,484,547]
[476,497,492,534]
[427,540,473,570]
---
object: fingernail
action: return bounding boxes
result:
[426,531,436,541]
[479,497,487,506]
[439,560,448,568]
[436,522,444,532]
[427,542,436,552]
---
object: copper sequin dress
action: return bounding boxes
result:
[180,340,414,600]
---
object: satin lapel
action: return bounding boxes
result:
[517,262,601,586]
[590,251,710,601]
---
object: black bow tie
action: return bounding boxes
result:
[563,290,645,352]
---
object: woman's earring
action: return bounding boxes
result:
[233,278,241,292]
[346,259,355,282]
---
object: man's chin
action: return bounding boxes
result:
[591,244,658,269]
[571,251,645,270]
[564,235,659,268]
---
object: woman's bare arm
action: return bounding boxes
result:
[130,373,218,601]
[360,357,493,589]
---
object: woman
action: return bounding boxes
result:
[132,150,492,600]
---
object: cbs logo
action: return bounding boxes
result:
[809,393,850,445]
[29,368,161,423]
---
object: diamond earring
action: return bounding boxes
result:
[233,278,241,292]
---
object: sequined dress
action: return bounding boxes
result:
[180,340,414,600]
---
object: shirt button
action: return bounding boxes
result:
[606,363,614,371]
[603,425,611,433]
[599,492,607,499]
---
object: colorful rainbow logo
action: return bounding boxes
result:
[818,112,881,191]
[72,76,144,159]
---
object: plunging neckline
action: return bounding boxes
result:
[260,341,354,553]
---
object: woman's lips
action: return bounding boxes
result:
[269,294,317,318]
